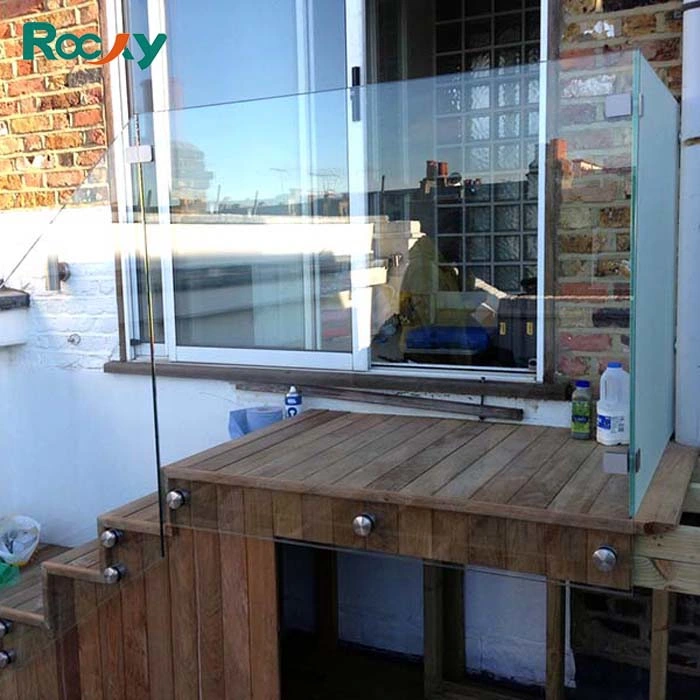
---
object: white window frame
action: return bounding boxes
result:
[109,0,548,383]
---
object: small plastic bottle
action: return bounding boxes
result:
[284,386,303,419]
[571,380,592,440]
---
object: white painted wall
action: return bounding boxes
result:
[0,205,572,687]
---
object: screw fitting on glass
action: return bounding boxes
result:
[592,546,618,573]
[352,513,376,538]
[100,529,124,549]
[0,649,16,669]
[103,563,127,585]
[166,489,190,511]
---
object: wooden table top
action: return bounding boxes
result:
[164,410,696,536]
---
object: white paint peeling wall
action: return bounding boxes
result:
[0,205,572,687]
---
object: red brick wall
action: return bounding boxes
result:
[553,0,683,386]
[0,0,107,210]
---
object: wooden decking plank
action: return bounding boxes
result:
[369,421,490,492]
[194,530,226,699]
[472,429,570,504]
[44,540,101,567]
[0,543,66,613]
[240,412,376,478]
[73,581,104,700]
[400,424,518,496]
[219,534,252,700]
[129,501,162,523]
[268,413,388,481]
[181,410,336,473]
[21,586,46,615]
[548,444,609,514]
[282,414,408,482]
[508,440,598,509]
[635,443,698,533]
[100,492,159,521]
[221,412,355,475]
[589,474,629,520]
[246,538,280,700]
[70,548,102,570]
[434,426,546,499]
[0,573,44,609]
[335,419,466,489]
[98,581,126,700]
[304,416,436,486]
[168,528,199,700]
[164,409,328,472]
[119,535,150,700]
[144,559,174,700]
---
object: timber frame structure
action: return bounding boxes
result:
[0,410,698,700]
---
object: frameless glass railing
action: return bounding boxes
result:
[131,50,675,550]
[0,49,680,685]
[0,120,165,672]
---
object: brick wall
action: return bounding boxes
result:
[0,0,107,210]
[553,0,683,385]
[573,587,700,688]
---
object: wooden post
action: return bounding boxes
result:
[546,579,566,700]
[315,549,338,652]
[649,589,670,700]
[424,564,444,698]
[442,567,465,683]
[246,538,281,700]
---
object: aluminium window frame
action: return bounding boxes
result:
[108,0,549,384]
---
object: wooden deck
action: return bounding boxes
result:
[162,409,697,591]
[0,545,66,627]
[163,409,694,535]
[0,412,696,700]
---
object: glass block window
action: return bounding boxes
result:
[434,0,540,293]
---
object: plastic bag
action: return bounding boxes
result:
[0,516,41,566]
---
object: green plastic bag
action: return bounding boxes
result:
[0,561,20,589]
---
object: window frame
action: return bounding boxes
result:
[107,0,551,385]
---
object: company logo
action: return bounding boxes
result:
[22,22,166,69]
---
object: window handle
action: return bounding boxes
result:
[351,66,361,122]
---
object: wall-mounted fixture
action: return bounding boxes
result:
[0,286,30,347]
[46,255,70,291]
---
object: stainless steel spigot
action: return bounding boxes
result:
[100,529,124,549]
[166,489,190,510]
[0,649,16,669]
[352,513,376,538]
[0,619,13,639]
[592,546,618,573]
[103,563,127,584]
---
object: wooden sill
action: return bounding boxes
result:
[103,360,570,401]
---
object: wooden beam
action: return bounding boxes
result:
[424,564,444,698]
[238,383,525,422]
[635,445,697,534]
[635,525,700,565]
[442,568,466,683]
[633,555,700,595]
[649,590,670,700]
[546,580,566,700]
